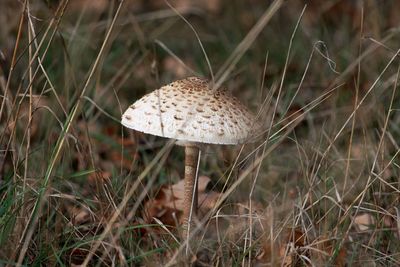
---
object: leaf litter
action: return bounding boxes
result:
[143,175,221,226]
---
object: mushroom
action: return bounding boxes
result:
[121,76,259,236]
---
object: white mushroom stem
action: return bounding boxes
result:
[183,145,199,236]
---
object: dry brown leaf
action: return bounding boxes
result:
[143,176,220,226]
[354,213,375,231]
[88,171,111,186]
[256,228,306,266]
[254,228,301,266]
[198,191,219,211]
[143,198,179,227]
[279,245,293,267]
[169,179,185,200]
[198,175,211,192]
[143,183,180,227]
[309,235,347,267]
[66,206,91,226]
[275,228,307,266]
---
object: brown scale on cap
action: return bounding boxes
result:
[121,77,260,145]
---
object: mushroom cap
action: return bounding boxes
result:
[121,77,260,145]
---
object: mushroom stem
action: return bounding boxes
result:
[183,145,199,237]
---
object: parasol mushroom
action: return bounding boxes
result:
[121,76,259,237]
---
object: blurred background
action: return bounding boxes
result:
[1,0,400,265]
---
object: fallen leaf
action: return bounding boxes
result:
[143,192,180,227]
[354,213,375,231]
[309,235,347,267]
[88,171,111,185]
[66,206,91,226]
[143,176,220,226]
[198,175,211,192]
[281,228,307,265]
[198,191,219,211]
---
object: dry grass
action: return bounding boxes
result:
[1,0,400,266]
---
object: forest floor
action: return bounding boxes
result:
[1,0,400,266]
